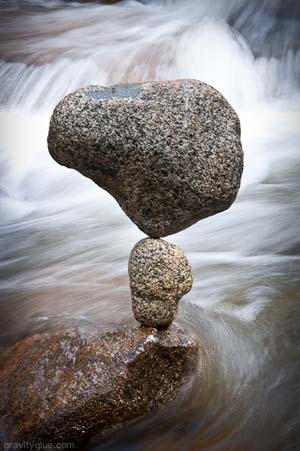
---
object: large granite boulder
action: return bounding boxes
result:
[48,79,243,237]
[0,325,199,446]
[129,238,193,328]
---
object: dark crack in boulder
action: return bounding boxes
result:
[0,325,199,446]
[48,79,243,237]
[129,238,193,327]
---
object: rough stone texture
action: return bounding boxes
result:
[48,79,243,237]
[0,325,199,446]
[129,238,193,327]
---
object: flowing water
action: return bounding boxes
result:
[0,0,300,449]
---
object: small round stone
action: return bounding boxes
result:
[128,238,193,328]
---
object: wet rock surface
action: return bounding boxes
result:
[0,325,199,446]
[129,238,193,327]
[48,79,243,237]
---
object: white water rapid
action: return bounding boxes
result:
[0,1,299,449]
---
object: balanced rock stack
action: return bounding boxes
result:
[0,79,243,446]
[48,78,243,329]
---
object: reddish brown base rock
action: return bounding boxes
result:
[0,324,199,446]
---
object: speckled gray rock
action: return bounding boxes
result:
[129,238,193,327]
[48,79,243,237]
[0,325,199,446]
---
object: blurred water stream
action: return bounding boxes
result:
[0,0,299,449]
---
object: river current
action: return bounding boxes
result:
[0,0,299,449]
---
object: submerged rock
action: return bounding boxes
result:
[129,238,193,327]
[0,325,199,446]
[48,79,243,237]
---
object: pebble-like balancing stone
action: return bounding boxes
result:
[129,238,193,328]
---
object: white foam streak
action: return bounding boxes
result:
[0,0,299,323]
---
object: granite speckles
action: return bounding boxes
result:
[129,238,193,327]
[0,325,199,445]
[48,79,243,237]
